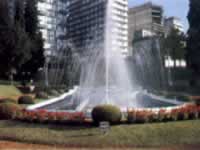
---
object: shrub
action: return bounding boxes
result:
[158,109,167,122]
[147,111,158,122]
[92,105,122,124]
[127,110,136,123]
[47,89,59,96]
[0,103,21,120]
[176,95,191,102]
[18,96,35,105]
[128,110,157,123]
[186,104,199,119]
[58,89,66,94]
[171,109,178,121]
[177,107,189,120]
[0,98,17,104]
[135,110,150,123]
[191,96,200,105]
[164,93,191,102]
[36,91,48,99]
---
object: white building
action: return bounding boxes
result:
[110,0,129,54]
[67,0,128,55]
[164,17,184,36]
[38,0,128,56]
[38,0,69,57]
[128,2,164,56]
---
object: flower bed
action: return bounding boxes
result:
[11,103,200,125]
[127,104,200,124]
[15,109,85,123]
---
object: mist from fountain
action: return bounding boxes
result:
[132,37,166,91]
[75,0,138,111]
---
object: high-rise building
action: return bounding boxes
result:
[38,0,69,57]
[38,0,128,56]
[67,0,128,55]
[128,2,164,51]
[164,17,184,36]
[38,0,56,56]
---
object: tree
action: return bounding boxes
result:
[20,32,45,79]
[20,0,45,79]
[24,0,38,38]
[163,28,186,61]
[0,0,11,27]
[186,0,200,80]
[14,0,25,27]
[0,0,31,81]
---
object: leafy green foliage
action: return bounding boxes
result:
[47,89,59,96]
[0,0,31,79]
[0,0,11,27]
[92,105,122,124]
[0,0,45,80]
[20,0,45,80]
[18,96,35,104]
[0,98,17,104]
[35,91,48,99]
[24,0,38,38]
[162,28,186,60]
[0,103,21,120]
[187,0,200,77]
[14,0,25,27]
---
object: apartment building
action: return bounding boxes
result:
[38,0,69,57]
[128,2,164,51]
[67,0,128,55]
[164,17,184,36]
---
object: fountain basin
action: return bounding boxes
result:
[27,86,186,116]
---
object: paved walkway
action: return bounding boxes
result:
[0,141,200,150]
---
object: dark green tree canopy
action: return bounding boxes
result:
[187,0,200,74]
[163,28,186,60]
[25,0,38,38]
[14,0,25,27]
[0,0,45,80]
[0,0,11,27]
[20,0,45,79]
[0,0,30,76]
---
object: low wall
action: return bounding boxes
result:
[27,86,78,111]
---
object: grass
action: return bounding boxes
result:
[0,85,22,100]
[0,84,49,105]
[0,120,200,148]
[1,141,198,150]
[35,98,46,104]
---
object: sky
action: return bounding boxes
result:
[128,0,189,32]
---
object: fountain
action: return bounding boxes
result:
[75,0,137,111]
[28,0,185,112]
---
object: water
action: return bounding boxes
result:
[45,0,175,111]
[132,37,166,91]
[75,0,137,110]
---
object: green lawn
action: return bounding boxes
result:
[0,85,22,99]
[0,120,200,148]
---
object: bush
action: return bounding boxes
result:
[128,110,157,124]
[127,110,136,123]
[58,89,66,94]
[164,93,191,103]
[191,96,200,105]
[0,98,17,104]
[47,89,59,96]
[36,91,48,99]
[18,96,35,105]
[135,111,150,123]
[92,105,121,124]
[0,103,21,120]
